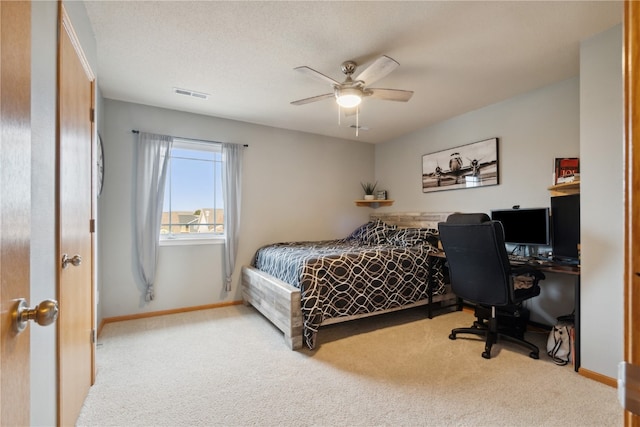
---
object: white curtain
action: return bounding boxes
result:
[134,132,173,302]
[222,143,244,291]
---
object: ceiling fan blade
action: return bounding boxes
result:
[294,66,340,86]
[290,93,334,106]
[367,88,414,102]
[355,55,399,85]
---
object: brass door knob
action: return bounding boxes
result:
[12,298,59,334]
[61,253,82,269]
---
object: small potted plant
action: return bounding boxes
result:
[361,181,377,200]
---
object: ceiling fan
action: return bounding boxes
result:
[290,55,414,109]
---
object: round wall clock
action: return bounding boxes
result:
[97,134,104,197]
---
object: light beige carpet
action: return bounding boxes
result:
[77,305,621,426]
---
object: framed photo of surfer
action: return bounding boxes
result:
[421,138,499,193]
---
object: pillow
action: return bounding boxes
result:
[388,227,439,248]
[345,222,372,242]
[363,220,397,245]
[346,219,396,245]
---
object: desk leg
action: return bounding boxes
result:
[427,257,434,319]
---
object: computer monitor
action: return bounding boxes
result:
[490,207,550,246]
[551,194,580,262]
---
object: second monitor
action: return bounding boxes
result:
[490,207,551,248]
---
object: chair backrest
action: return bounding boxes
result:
[438,213,512,306]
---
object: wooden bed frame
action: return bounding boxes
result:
[241,212,457,350]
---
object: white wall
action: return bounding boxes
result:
[30,2,59,424]
[579,25,623,379]
[375,77,580,212]
[99,100,373,319]
[375,78,581,325]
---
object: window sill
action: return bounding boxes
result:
[159,237,224,246]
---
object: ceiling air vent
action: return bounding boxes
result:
[172,87,209,100]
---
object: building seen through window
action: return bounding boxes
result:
[160,139,223,239]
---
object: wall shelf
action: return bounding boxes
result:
[354,200,394,207]
[548,181,580,196]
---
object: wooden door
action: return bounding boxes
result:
[624,1,640,425]
[57,6,95,426]
[0,2,32,425]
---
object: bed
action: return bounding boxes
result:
[241,212,458,350]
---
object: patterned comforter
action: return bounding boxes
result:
[254,238,445,349]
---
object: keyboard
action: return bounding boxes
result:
[508,254,531,263]
[552,257,580,266]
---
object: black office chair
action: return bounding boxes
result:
[438,213,545,360]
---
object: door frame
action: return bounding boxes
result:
[56,4,96,425]
[624,0,640,425]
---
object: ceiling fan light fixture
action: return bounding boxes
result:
[335,88,362,108]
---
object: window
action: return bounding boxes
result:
[160,139,223,242]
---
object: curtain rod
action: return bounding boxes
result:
[131,129,248,147]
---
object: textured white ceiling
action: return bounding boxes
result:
[84,1,623,144]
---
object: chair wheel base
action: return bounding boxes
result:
[529,351,539,359]
[449,333,456,340]
[482,351,491,359]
